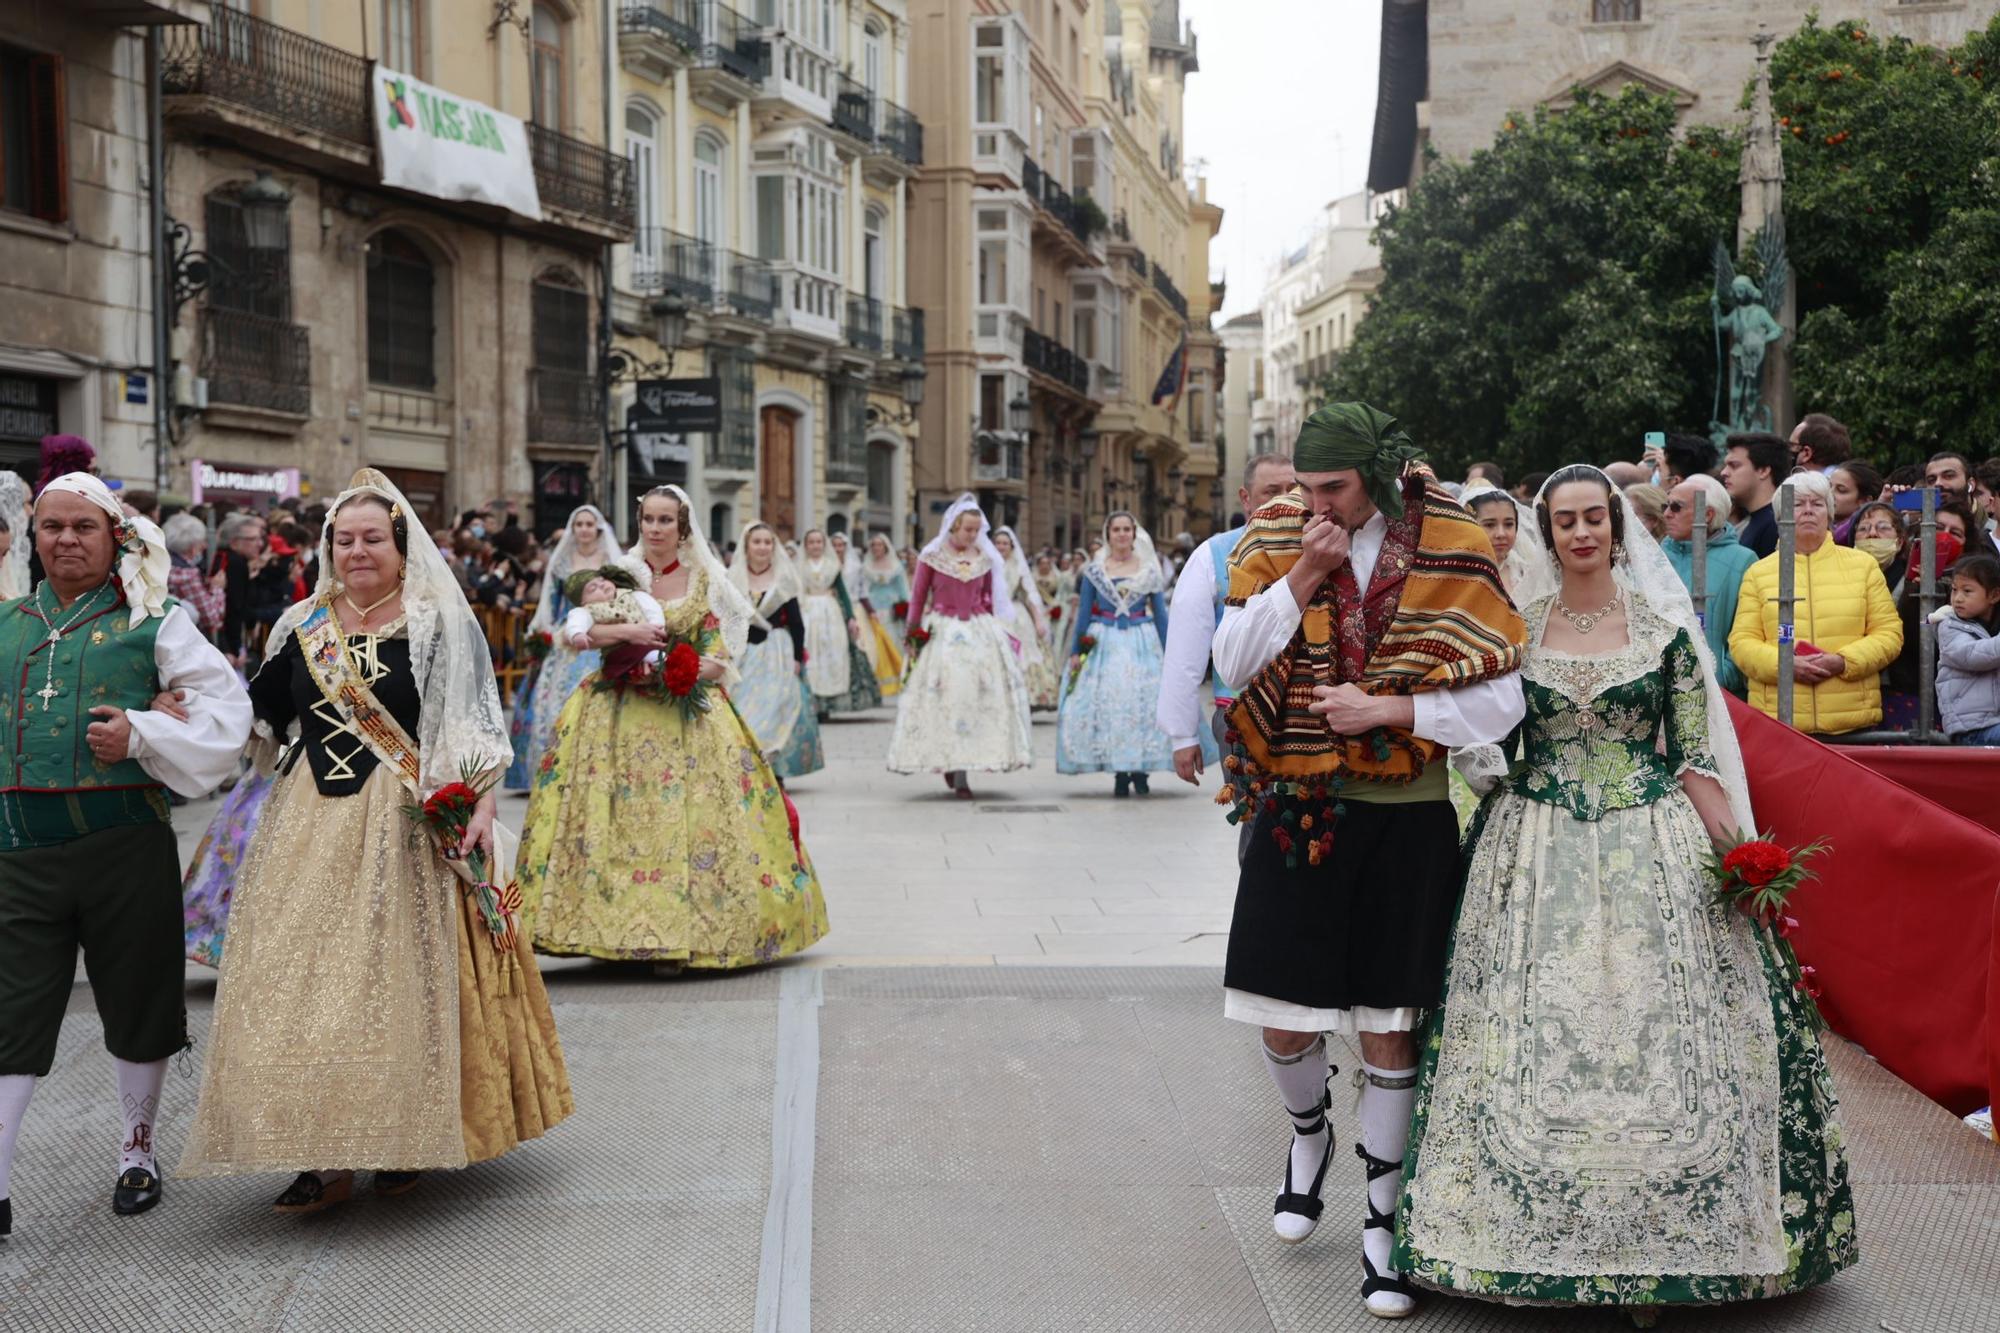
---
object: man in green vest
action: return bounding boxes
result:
[0,471,250,1238]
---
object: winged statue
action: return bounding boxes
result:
[1710,219,1789,439]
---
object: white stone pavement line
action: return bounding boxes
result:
[754,967,823,1333]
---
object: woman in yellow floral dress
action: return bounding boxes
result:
[519,486,828,968]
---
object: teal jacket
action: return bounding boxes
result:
[1664,527,1757,695]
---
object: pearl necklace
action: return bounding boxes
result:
[1556,590,1622,634]
[32,583,113,711]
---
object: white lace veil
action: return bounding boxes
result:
[797,529,845,597]
[0,472,29,600]
[1465,465,1754,831]
[994,525,1047,620]
[618,484,753,659]
[1459,479,1558,611]
[863,532,901,578]
[529,504,623,635]
[267,467,510,795]
[1088,511,1164,615]
[921,492,1013,620]
[833,531,864,596]
[726,520,805,623]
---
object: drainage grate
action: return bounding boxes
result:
[977,803,1064,813]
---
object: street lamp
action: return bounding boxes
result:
[1079,428,1100,466]
[900,364,927,410]
[237,170,292,253]
[650,292,690,356]
[1008,394,1032,436]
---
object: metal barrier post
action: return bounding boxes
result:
[1691,498,1708,630]
[1775,481,1796,728]
[1917,487,1938,742]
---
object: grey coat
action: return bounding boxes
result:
[1936,613,2000,737]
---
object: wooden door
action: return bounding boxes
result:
[760,405,797,535]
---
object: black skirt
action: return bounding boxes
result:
[1223,798,1463,1013]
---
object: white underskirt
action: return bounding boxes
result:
[1223,988,1423,1035]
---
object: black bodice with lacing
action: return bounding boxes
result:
[249,625,421,797]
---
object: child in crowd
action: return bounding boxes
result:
[564,566,666,680]
[1936,554,2000,745]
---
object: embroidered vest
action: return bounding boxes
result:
[0,590,173,794]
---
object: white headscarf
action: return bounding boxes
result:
[833,530,864,596]
[264,468,511,794]
[1459,465,1754,831]
[0,471,30,601]
[726,520,806,622]
[1459,479,1558,611]
[994,525,1047,621]
[38,472,171,625]
[798,528,846,597]
[863,532,901,578]
[530,504,623,635]
[1086,511,1165,616]
[920,493,1013,621]
[618,484,754,658]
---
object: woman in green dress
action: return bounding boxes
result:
[1398,465,1856,1320]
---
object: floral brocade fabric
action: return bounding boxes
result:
[1394,597,1858,1307]
[518,572,829,968]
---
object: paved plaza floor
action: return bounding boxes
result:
[3,710,1997,1331]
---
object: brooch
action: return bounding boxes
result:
[90,631,106,645]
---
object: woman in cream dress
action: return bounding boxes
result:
[994,525,1058,710]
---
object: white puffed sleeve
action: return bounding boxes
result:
[125,604,253,797]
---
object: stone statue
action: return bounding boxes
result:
[1710,219,1788,441]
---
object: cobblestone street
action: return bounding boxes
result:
[2,712,1996,1332]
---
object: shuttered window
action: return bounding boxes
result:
[367,230,437,390]
[531,280,591,374]
[205,189,291,320]
[0,44,67,224]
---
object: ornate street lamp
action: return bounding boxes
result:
[237,170,292,253]
[899,364,927,410]
[650,292,690,355]
[1008,394,1032,436]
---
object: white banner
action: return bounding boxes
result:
[374,67,543,221]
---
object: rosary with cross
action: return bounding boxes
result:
[34,585,109,711]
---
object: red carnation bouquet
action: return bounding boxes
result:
[1063,633,1098,698]
[402,764,523,981]
[524,629,554,663]
[1047,604,1061,622]
[901,625,931,682]
[892,600,910,620]
[1707,829,1832,1029]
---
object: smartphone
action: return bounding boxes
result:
[1643,430,1665,460]
[1892,488,1928,512]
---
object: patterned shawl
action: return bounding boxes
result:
[1225,471,1526,784]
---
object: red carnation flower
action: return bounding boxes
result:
[1047,605,1060,621]
[663,642,702,696]
[423,781,479,818]
[1723,840,1791,887]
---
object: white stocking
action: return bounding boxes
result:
[0,1074,33,1200]
[1358,1060,1419,1288]
[115,1058,167,1176]
[1262,1035,1332,1238]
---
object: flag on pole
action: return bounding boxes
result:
[1151,328,1188,416]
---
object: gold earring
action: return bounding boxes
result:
[398,561,407,582]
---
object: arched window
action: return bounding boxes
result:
[694,131,725,248]
[625,103,660,259]
[708,503,732,547]
[862,206,885,303]
[531,4,566,128]
[367,230,438,390]
[862,18,884,95]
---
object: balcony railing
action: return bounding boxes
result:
[528,367,601,446]
[203,308,310,415]
[1023,155,1044,205]
[845,295,884,353]
[1021,153,1090,245]
[631,228,716,303]
[830,70,875,143]
[876,100,923,165]
[891,307,925,363]
[1111,210,1132,243]
[619,0,702,51]
[772,265,842,340]
[702,1,770,82]
[160,6,371,148]
[1024,327,1090,397]
[828,440,868,488]
[529,124,635,232]
[721,251,779,321]
[974,435,1027,483]
[367,386,452,431]
[1152,265,1188,319]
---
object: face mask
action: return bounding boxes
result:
[1856,536,1901,567]
[470,522,487,539]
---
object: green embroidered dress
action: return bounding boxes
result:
[1395,595,1857,1308]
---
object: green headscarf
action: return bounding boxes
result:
[1292,401,1427,518]
[563,563,640,607]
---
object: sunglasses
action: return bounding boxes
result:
[1662,500,1690,513]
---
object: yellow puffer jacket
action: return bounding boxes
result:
[1729,539,1903,734]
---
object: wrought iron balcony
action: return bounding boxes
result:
[830,70,876,143]
[160,6,371,148]
[845,295,884,354]
[974,435,1026,483]
[619,0,701,51]
[1152,265,1188,319]
[1111,210,1132,243]
[1024,328,1091,397]
[630,229,716,303]
[529,124,636,233]
[891,307,926,363]
[527,367,601,446]
[720,251,779,321]
[876,100,923,166]
[700,1,770,83]
[1023,155,1045,204]
[203,308,311,416]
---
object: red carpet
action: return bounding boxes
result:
[1726,696,2000,1115]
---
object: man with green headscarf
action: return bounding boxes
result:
[1208,401,1527,1319]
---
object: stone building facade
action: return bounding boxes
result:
[1370,0,1998,194]
[1255,188,1387,452]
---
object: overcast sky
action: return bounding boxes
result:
[1179,0,1382,321]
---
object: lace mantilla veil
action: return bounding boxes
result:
[726,519,807,625]
[920,492,1013,620]
[1458,479,1559,611]
[616,483,754,659]
[1085,512,1165,615]
[1457,466,1754,835]
[528,504,624,636]
[0,472,28,600]
[994,525,1047,620]
[265,468,511,797]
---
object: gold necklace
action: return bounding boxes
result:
[1555,590,1622,634]
[341,585,401,625]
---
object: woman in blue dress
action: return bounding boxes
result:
[1056,512,1177,796]
[725,521,825,779]
[505,505,621,789]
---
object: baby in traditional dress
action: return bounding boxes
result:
[564,566,666,679]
